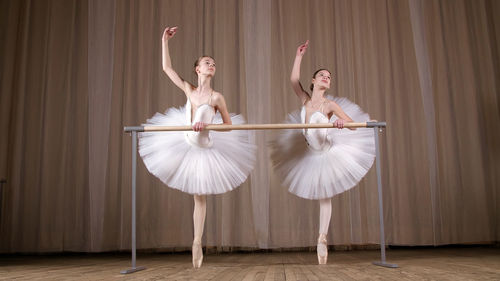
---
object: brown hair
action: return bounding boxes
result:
[309,69,331,91]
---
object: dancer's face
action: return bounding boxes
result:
[196,57,216,77]
[311,70,331,90]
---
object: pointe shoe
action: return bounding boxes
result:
[317,233,328,265]
[192,241,203,269]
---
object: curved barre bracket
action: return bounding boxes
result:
[124,126,145,133]
[366,121,387,128]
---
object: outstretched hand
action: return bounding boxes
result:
[296,40,309,56]
[162,26,178,41]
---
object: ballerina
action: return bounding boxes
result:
[138,26,256,268]
[271,40,375,264]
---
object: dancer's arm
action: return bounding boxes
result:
[290,40,310,104]
[193,92,231,132]
[162,26,194,96]
[213,92,232,128]
[327,101,355,130]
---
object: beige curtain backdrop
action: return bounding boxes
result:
[0,0,498,253]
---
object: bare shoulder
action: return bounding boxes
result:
[211,91,229,114]
[326,99,340,109]
[325,99,343,116]
[210,91,228,111]
[211,91,226,102]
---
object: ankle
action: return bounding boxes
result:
[318,233,327,244]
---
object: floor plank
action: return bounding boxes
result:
[0,247,499,280]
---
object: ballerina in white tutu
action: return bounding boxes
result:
[138,26,256,268]
[271,40,375,264]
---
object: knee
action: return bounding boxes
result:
[194,195,207,207]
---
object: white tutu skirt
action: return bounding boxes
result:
[271,97,376,200]
[138,106,256,195]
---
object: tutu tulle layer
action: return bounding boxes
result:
[139,106,256,195]
[271,97,375,200]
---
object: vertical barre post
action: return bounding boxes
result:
[121,131,145,274]
[132,131,137,267]
[372,127,398,268]
[0,179,5,231]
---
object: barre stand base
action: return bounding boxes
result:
[121,266,146,274]
[372,261,399,268]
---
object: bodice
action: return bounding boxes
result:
[301,106,331,151]
[186,101,215,148]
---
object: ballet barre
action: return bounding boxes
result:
[121,121,397,274]
[124,121,386,132]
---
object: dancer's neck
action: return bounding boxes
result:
[311,89,326,101]
[197,75,212,93]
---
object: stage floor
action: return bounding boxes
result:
[1,246,499,280]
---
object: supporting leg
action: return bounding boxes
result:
[317,198,331,265]
[192,194,206,268]
[319,198,332,235]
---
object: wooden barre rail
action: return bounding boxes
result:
[124,122,386,132]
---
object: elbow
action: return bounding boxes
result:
[221,121,232,132]
[290,79,300,88]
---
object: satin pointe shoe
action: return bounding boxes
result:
[317,233,328,265]
[192,241,203,268]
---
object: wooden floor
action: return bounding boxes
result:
[1,247,499,280]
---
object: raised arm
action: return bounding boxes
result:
[162,27,193,95]
[290,40,310,104]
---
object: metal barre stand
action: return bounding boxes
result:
[121,121,397,274]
